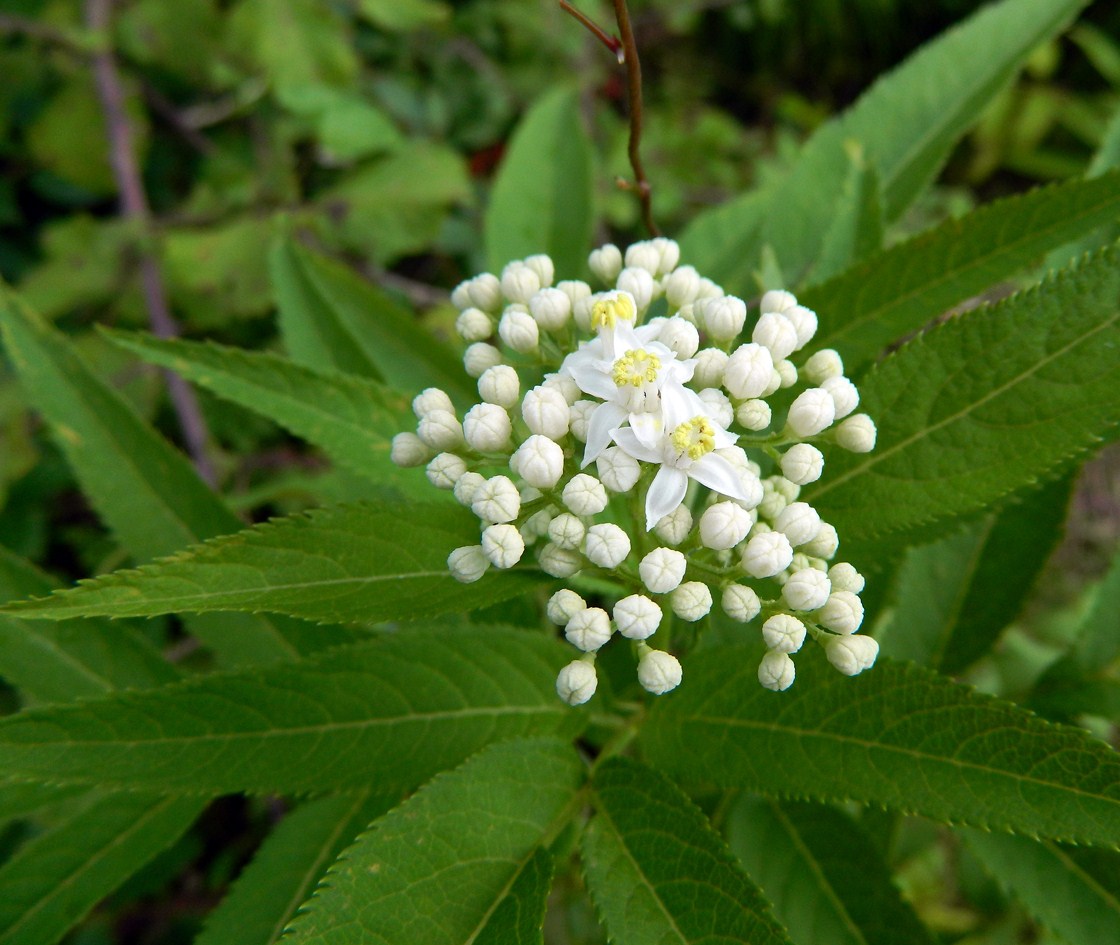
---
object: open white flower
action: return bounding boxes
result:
[613,385,751,529]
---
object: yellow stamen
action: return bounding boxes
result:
[671,415,716,461]
[591,293,637,330]
[611,349,662,388]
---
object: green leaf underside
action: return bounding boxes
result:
[0,283,314,667]
[0,629,583,796]
[879,477,1071,672]
[728,798,933,945]
[642,648,1120,846]
[964,829,1120,945]
[283,739,584,945]
[808,242,1120,545]
[484,86,595,280]
[1,501,542,625]
[802,169,1120,375]
[680,0,1088,290]
[0,791,204,945]
[105,330,433,501]
[582,757,791,945]
[270,236,472,405]
[196,792,396,945]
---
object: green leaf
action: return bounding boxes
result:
[0,546,177,702]
[356,0,449,31]
[0,282,323,666]
[581,757,791,945]
[0,629,583,796]
[808,243,1120,546]
[2,501,542,625]
[963,830,1120,945]
[283,738,583,945]
[802,170,1120,375]
[473,848,554,945]
[269,235,472,404]
[728,798,933,945]
[809,149,884,285]
[105,331,433,501]
[642,648,1120,846]
[196,792,396,945]
[0,791,204,945]
[680,0,1090,290]
[878,477,1071,672]
[0,781,88,823]
[485,87,595,279]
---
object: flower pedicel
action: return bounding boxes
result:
[392,240,878,705]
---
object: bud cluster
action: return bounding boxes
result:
[392,241,879,705]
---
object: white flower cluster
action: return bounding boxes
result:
[392,241,879,706]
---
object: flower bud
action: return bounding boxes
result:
[786,388,836,437]
[425,452,467,489]
[658,317,700,359]
[700,295,747,341]
[671,581,713,621]
[753,312,799,361]
[780,444,824,485]
[818,591,865,634]
[464,273,502,312]
[802,348,844,384]
[776,359,798,388]
[390,432,431,467]
[463,342,503,378]
[758,650,796,691]
[735,399,772,432]
[722,584,761,622]
[589,244,623,284]
[584,523,631,568]
[417,409,464,451]
[614,594,663,640]
[783,305,818,349]
[529,287,572,331]
[499,307,540,354]
[511,435,565,490]
[568,400,596,441]
[597,446,641,493]
[653,505,693,546]
[696,388,733,429]
[639,547,687,594]
[453,470,485,506]
[471,475,521,524]
[558,279,592,310]
[556,659,597,705]
[478,364,520,408]
[693,347,729,389]
[762,613,807,653]
[522,386,570,439]
[500,261,541,304]
[563,474,608,516]
[455,307,492,343]
[481,523,525,569]
[652,237,680,274]
[447,545,489,583]
[822,375,859,419]
[463,403,512,452]
[565,607,612,651]
[828,562,865,594]
[451,280,473,310]
[547,512,586,551]
[542,372,580,405]
[520,507,552,543]
[699,501,752,550]
[825,634,879,675]
[538,542,582,577]
[801,522,839,559]
[782,567,832,611]
[412,387,454,420]
[617,267,656,312]
[760,289,797,314]
[547,588,587,625]
[637,648,683,694]
[523,253,555,288]
[774,502,822,547]
[741,530,794,578]
[724,343,775,399]
[834,414,877,452]
[664,265,702,309]
[624,241,661,275]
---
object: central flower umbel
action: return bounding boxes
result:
[670,415,716,461]
[612,348,661,388]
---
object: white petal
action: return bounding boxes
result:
[690,453,752,502]
[565,357,617,400]
[645,466,688,530]
[629,411,664,449]
[660,382,699,429]
[613,427,663,464]
[582,402,628,467]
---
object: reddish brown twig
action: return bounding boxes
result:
[85,0,217,486]
[559,1,624,61]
